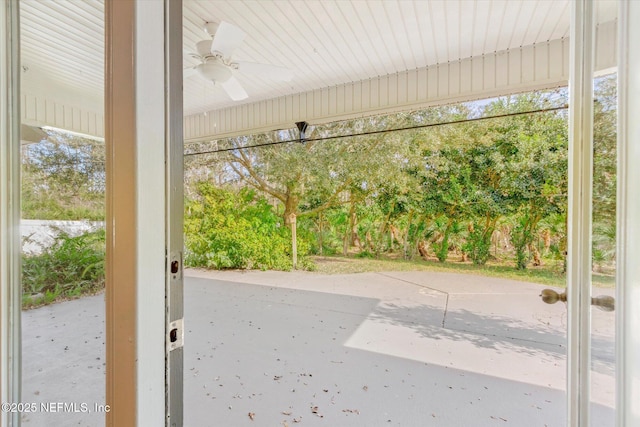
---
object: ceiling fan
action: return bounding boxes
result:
[185,21,293,101]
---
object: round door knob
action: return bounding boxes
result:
[539,289,614,311]
[540,289,566,304]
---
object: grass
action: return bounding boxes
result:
[20,228,615,310]
[310,254,616,289]
[22,196,105,221]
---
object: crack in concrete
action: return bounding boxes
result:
[375,272,451,327]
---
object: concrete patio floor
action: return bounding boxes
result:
[20,270,615,426]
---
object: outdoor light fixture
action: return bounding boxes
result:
[296,121,309,143]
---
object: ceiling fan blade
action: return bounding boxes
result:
[185,50,201,60]
[210,21,246,58]
[236,61,293,82]
[183,66,198,78]
[220,75,248,101]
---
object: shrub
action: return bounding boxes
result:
[431,218,462,263]
[510,215,534,270]
[355,250,375,259]
[463,223,492,265]
[22,229,105,308]
[184,183,311,270]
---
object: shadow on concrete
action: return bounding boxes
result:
[19,275,615,426]
[370,303,614,375]
[184,278,614,427]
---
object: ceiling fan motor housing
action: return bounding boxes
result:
[196,40,214,58]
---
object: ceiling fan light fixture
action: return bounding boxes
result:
[203,22,220,37]
[196,60,233,83]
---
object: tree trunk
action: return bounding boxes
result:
[418,240,429,259]
[348,200,361,249]
[342,229,349,256]
[366,231,374,251]
[530,243,541,266]
[403,210,414,259]
[377,204,394,253]
[389,224,402,247]
[542,229,551,254]
[283,195,299,226]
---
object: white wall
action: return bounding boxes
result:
[20,219,104,255]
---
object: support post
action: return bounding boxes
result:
[289,213,297,269]
[0,1,21,426]
[567,0,594,425]
[616,0,640,425]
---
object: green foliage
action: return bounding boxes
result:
[592,75,617,266]
[21,197,104,221]
[510,215,534,270]
[464,222,492,265]
[593,222,616,269]
[184,183,311,270]
[22,229,105,308]
[431,217,462,263]
[301,212,343,255]
[22,129,105,220]
[355,250,376,259]
[433,237,449,262]
[181,80,616,274]
[312,255,614,288]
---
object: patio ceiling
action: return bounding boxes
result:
[18,0,618,138]
[182,0,616,115]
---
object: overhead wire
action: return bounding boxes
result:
[25,102,570,165]
[183,104,569,157]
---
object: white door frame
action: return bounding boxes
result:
[104,0,183,426]
[616,0,640,425]
[1,0,639,426]
[567,0,594,425]
[0,0,21,426]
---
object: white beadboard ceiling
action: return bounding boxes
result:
[19,0,618,119]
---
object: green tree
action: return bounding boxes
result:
[453,123,509,265]
[22,129,105,220]
[484,94,568,269]
[592,74,617,267]
[417,146,474,262]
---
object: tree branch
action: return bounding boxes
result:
[298,178,354,218]
[227,157,286,202]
